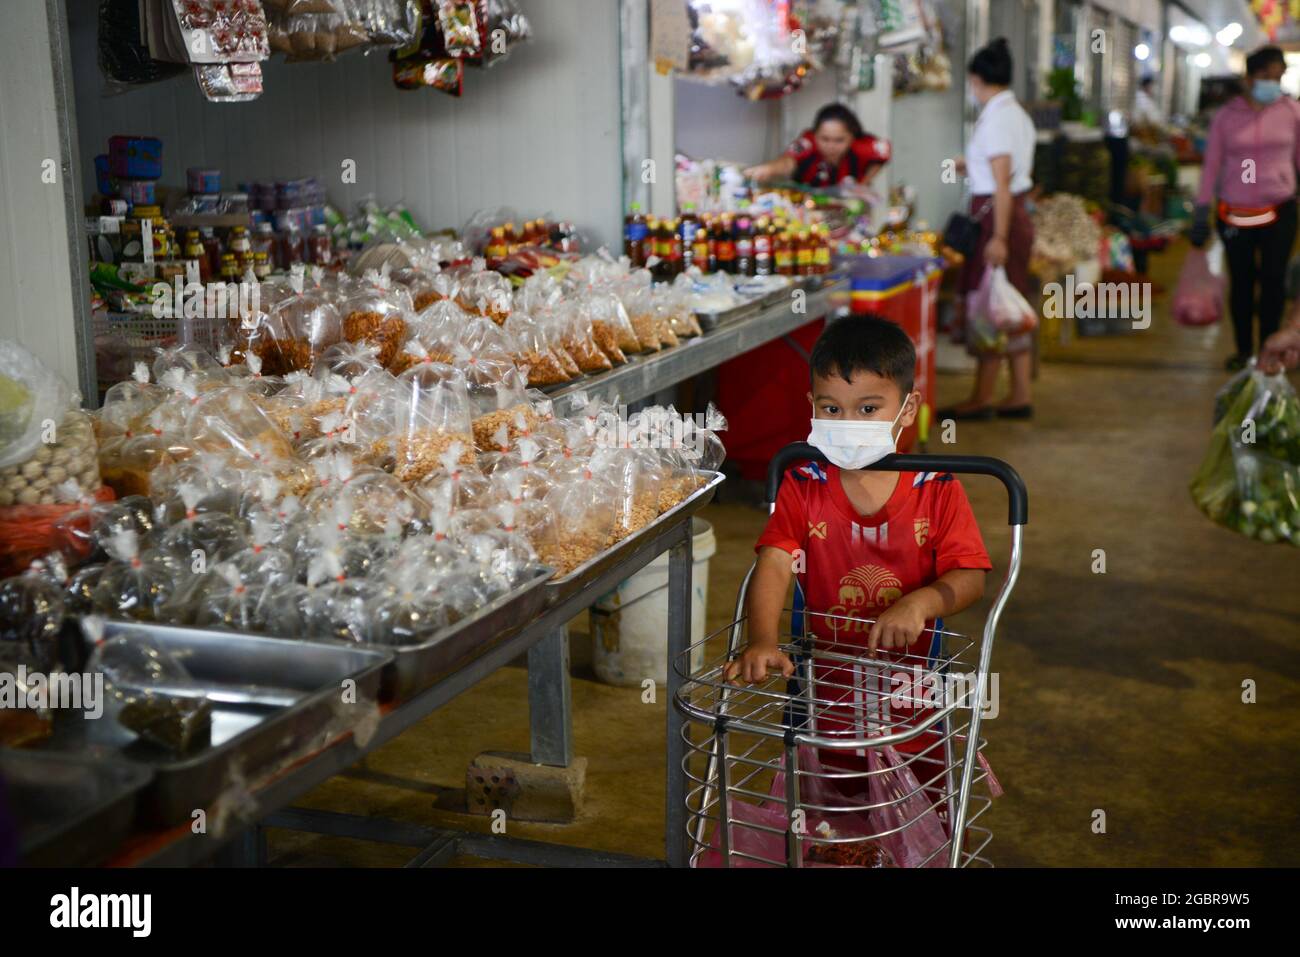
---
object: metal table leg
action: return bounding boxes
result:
[528,625,573,767]
[664,525,693,867]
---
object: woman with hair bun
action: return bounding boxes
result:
[940,37,1039,420]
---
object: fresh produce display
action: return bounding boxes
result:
[1191,364,1300,546]
[1030,194,1102,279]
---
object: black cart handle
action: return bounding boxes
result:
[766,442,1028,526]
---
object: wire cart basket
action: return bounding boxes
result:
[673,444,1027,868]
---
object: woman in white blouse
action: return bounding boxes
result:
[940,38,1038,420]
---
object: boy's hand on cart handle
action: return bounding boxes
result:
[724,645,796,685]
[868,594,929,656]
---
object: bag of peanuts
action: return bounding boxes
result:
[413,441,493,514]
[215,348,281,397]
[386,361,477,482]
[151,344,229,389]
[456,267,513,324]
[585,288,643,356]
[183,386,299,467]
[551,300,613,373]
[618,279,672,351]
[303,452,426,535]
[667,274,705,338]
[505,312,573,387]
[313,339,387,380]
[340,269,413,369]
[534,449,620,576]
[392,265,444,313]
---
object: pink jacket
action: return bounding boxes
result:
[1196,95,1300,208]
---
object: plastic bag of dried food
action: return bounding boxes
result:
[409,296,471,344]
[587,288,643,356]
[0,408,100,511]
[261,273,344,370]
[453,323,525,397]
[297,410,373,469]
[601,448,667,543]
[507,312,573,387]
[0,340,74,472]
[97,403,189,500]
[458,269,513,324]
[183,387,298,467]
[223,512,297,586]
[214,348,281,397]
[461,518,539,595]
[155,508,249,574]
[470,377,535,450]
[392,265,444,313]
[365,559,449,646]
[666,276,704,338]
[551,301,612,373]
[383,362,477,482]
[97,363,167,440]
[305,454,425,534]
[618,282,667,352]
[151,344,229,390]
[387,337,456,378]
[535,459,618,576]
[190,562,271,633]
[150,459,242,524]
[91,530,191,622]
[82,618,212,755]
[340,270,413,368]
[410,441,489,514]
[90,494,158,549]
[312,339,388,381]
[0,567,66,672]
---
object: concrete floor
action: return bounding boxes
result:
[267,240,1300,867]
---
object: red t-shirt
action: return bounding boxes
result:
[755,462,992,752]
[785,129,892,187]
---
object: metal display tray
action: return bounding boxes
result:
[379,566,554,702]
[694,298,764,331]
[545,470,724,605]
[0,748,152,866]
[37,625,391,827]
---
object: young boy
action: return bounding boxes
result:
[724,316,992,752]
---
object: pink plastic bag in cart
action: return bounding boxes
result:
[1172,243,1225,327]
[865,744,951,868]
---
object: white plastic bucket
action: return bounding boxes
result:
[590,518,716,687]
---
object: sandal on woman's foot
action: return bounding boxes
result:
[995,404,1033,419]
[935,405,995,421]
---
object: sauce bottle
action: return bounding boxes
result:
[679,202,701,254]
[183,230,211,283]
[796,230,814,276]
[486,226,508,261]
[624,202,648,262]
[219,252,240,282]
[665,218,683,276]
[735,213,754,276]
[715,214,737,274]
[810,226,829,274]
[691,226,709,273]
[775,230,794,276]
[754,216,774,276]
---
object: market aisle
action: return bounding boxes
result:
[268,241,1300,867]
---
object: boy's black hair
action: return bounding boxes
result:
[809,314,915,398]
[968,37,1013,87]
[1245,45,1285,78]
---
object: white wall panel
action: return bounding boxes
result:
[66,0,624,249]
[0,0,85,391]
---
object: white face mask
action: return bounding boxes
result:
[807,399,910,471]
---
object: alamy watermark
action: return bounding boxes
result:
[0,665,104,719]
[1042,275,1152,330]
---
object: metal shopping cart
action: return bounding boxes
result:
[673,444,1027,868]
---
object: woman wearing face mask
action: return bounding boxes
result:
[1190,45,1300,371]
[744,103,891,193]
[940,37,1037,420]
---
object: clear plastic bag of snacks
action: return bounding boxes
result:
[455,321,526,396]
[97,362,167,439]
[667,275,705,337]
[83,617,213,754]
[387,361,477,482]
[304,454,425,535]
[470,378,536,451]
[535,456,619,575]
[90,494,159,549]
[225,513,297,588]
[650,288,684,346]
[619,281,667,352]
[65,561,106,615]
[553,300,613,373]
[98,408,187,500]
[600,447,667,542]
[340,270,413,368]
[0,566,66,671]
[312,340,386,381]
[253,274,344,374]
[150,345,229,389]
[387,337,456,377]
[409,296,471,340]
[413,441,492,513]
[587,288,643,356]
[392,265,444,313]
[507,312,573,387]
[461,519,539,596]
[183,386,298,466]
[458,269,513,324]
[192,562,273,633]
[214,347,280,396]
[293,505,391,582]
[91,530,192,622]
[365,558,448,646]
[488,499,550,572]
[150,458,243,523]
